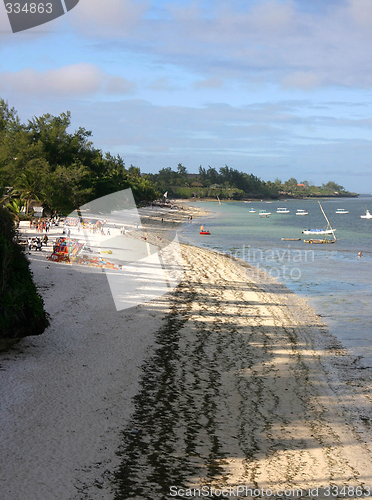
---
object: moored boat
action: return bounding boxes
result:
[296,209,308,216]
[302,228,336,235]
[335,208,348,214]
[259,210,271,217]
[303,202,337,244]
[360,209,372,219]
[303,239,336,244]
[276,208,290,214]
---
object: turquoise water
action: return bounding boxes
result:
[179,196,372,366]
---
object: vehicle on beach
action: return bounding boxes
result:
[296,209,308,216]
[259,210,271,217]
[335,208,348,214]
[276,208,290,214]
[303,202,337,244]
[360,209,372,219]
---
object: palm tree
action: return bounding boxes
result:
[13,170,43,214]
[6,198,25,222]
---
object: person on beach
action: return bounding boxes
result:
[43,234,48,246]
[27,238,32,253]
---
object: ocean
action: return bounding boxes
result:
[179,196,372,366]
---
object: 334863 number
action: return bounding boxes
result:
[5,3,53,14]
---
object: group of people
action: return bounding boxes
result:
[27,234,48,253]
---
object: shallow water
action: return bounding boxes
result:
[179,196,372,366]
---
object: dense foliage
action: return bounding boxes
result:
[146,164,356,200]
[0,208,49,339]
[146,164,278,199]
[0,99,158,215]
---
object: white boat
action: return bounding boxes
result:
[360,209,372,219]
[249,208,256,213]
[296,209,308,216]
[276,208,290,214]
[259,210,271,217]
[303,202,337,244]
[335,208,348,214]
[302,228,336,235]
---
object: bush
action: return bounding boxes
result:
[0,208,49,339]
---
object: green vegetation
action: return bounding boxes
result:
[0,207,49,339]
[146,164,278,200]
[0,99,157,216]
[145,165,357,200]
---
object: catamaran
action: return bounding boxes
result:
[303,202,337,244]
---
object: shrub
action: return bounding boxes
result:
[0,208,49,339]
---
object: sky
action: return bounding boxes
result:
[1,0,372,192]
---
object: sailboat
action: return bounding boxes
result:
[303,202,337,244]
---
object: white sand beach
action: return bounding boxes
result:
[1,208,372,499]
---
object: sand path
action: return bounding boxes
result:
[114,244,372,499]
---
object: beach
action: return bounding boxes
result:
[1,207,372,499]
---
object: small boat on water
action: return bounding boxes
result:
[281,238,301,241]
[276,208,290,214]
[249,208,256,213]
[360,209,372,219]
[303,202,337,244]
[296,209,308,216]
[259,210,271,217]
[200,225,210,235]
[335,208,348,214]
[303,238,336,244]
[302,228,336,236]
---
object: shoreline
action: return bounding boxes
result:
[1,207,372,498]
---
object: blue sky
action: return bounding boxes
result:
[1,0,372,192]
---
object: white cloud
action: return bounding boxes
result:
[69,0,149,37]
[348,0,372,29]
[0,64,135,97]
[194,78,224,89]
[282,71,321,89]
[106,76,136,94]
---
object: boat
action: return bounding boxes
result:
[259,210,271,217]
[249,208,256,213]
[281,238,301,241]
[335,208,348,214]
[200,225,210,235]
[303,239,336,244]
[296,209,308,216]
[302,228,336,235]
[360,209,372,219]
[276,208,290,214]
[303,202,337,244]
